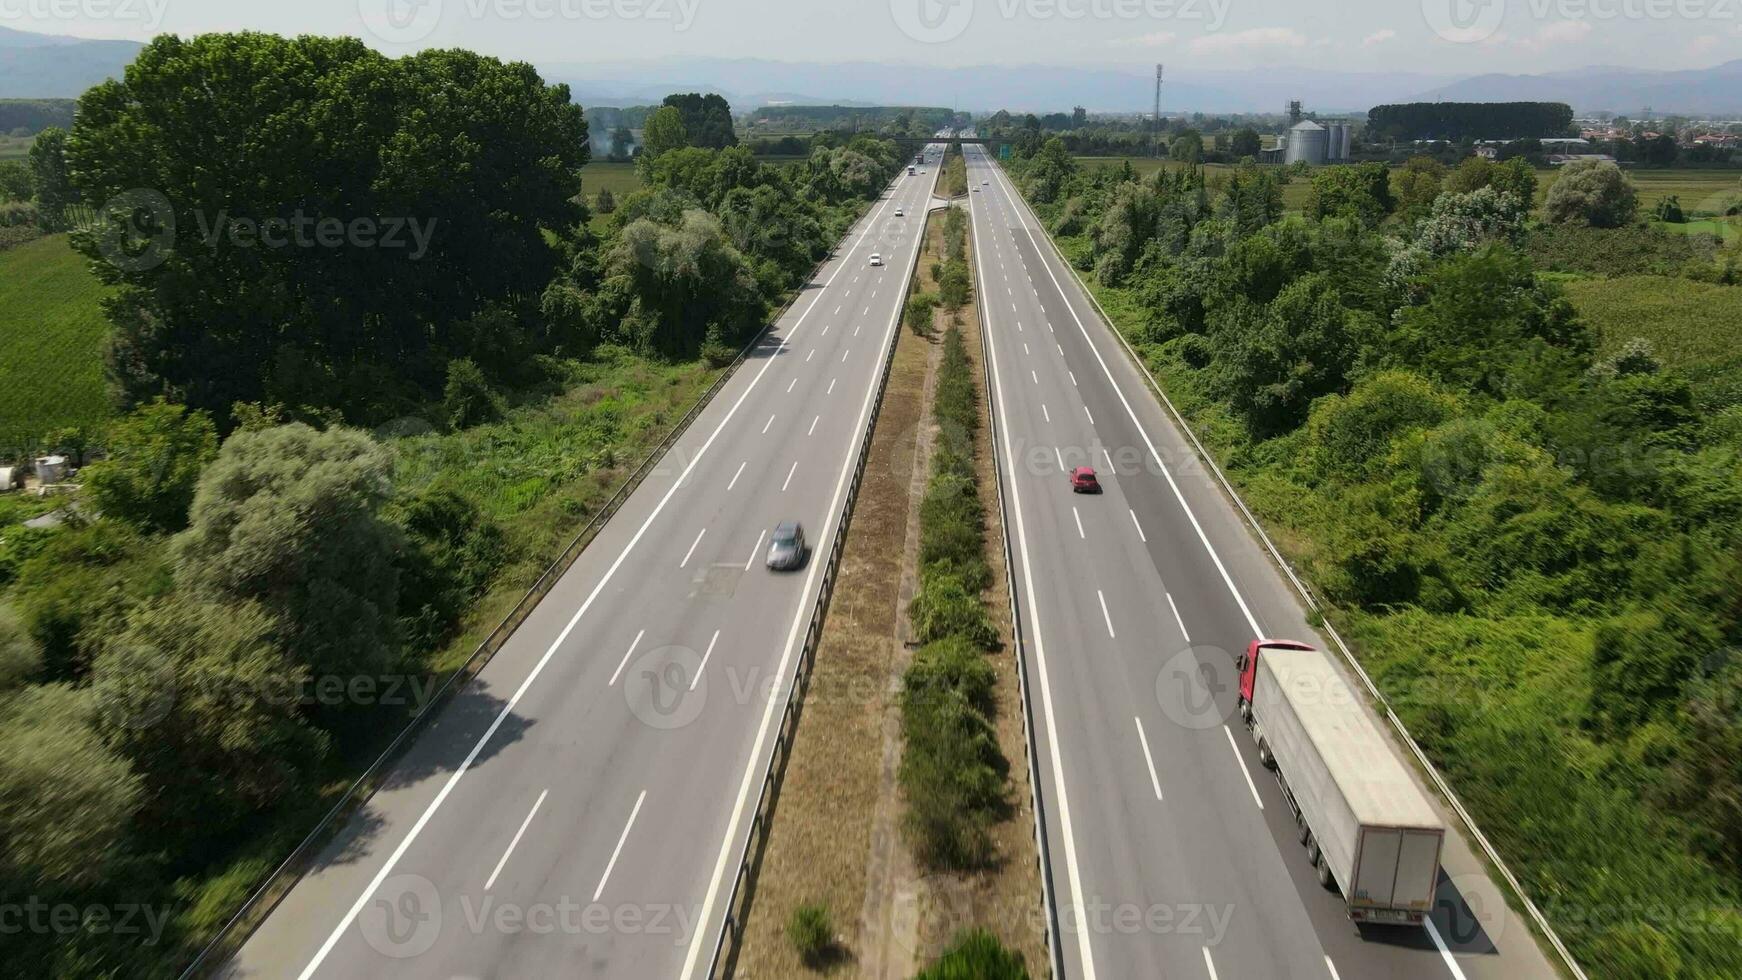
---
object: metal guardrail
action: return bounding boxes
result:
[704,177,925,980]
[989,159,1589,980]
[967,197,1066,979]
[176,199,878,980]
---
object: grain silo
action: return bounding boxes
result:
[1325,123,1348,160]
[1285,120,1328,166]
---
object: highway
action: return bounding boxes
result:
[962,142,1562,980]
[222,144,944,980]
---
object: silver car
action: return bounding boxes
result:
[766,521,807,571]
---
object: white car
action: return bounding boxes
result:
[982,179,989,185]
[894,208,904,216]
[869,253,883,266]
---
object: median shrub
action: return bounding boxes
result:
[898,317,1009,870]
[916,929,1030,980]
[785,901,834,968]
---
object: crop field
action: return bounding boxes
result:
[0,234,113,454]
[1562,273,1742,409]
[0,135,32,161]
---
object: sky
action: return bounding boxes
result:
[4,0,1740,74]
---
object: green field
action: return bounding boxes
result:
[0,135,32,161]
[0,234,113,453]
[578,161,643,199]
[1563,274,1742,406]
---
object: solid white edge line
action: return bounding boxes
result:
[679,170,919,980]
[1167,592,1191,642]
[608,629,646,688]
[1424,918,1471,980]
[680,527,707,568]
[484,788,548,891]
[1223,724,1265,810]
[1134,717,1163,801]
[988,156,1267,640]
[690,629,721,692]
[970,155,1099,980]
[295,168,909,980]
[592,789,646,902]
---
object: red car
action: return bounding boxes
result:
[1069,466,1100,493]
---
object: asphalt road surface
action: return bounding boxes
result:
[962,142,1562,980]
[223,146,945,980]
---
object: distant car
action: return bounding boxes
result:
[894,207,904,216]
[1069,467,1101,494]
[971,187,979,193]
[766,521,807,571]
[869,253,883,266]
[982,179,989,185]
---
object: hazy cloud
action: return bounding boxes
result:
[1361,28,1396,48]
[1187,26,1310,56]
[1110,31,1178,48]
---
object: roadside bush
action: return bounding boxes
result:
[82,400,220,534]
[1306,371,1458,479]
[909,568,998,647]
[905,291,939,335]
[916,929,1030,980]
[785,901,834,967]
[443,357,505,430]
[900,683,1002,868]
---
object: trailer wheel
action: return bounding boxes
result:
[1257,739,1274,769]
[1316,858,1335,891]
[1297,816,1310,845]
[1306,836,1320,865]
[1239,701,1252,725]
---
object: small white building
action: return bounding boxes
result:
[34,455,69,485]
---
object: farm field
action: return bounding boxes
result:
[0,233,113,454]
[1562,273,1742,409]
[578,160,642,199]
[0,135,32,161]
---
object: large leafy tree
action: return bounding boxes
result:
[662,92,736,149]
[66,34,588,421]
[25,126,75,224]
[1544,159,1638,228]
[640,105,689,163]
[172,423,402,681]
[82,400,219,533]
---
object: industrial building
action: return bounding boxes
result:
[1278,118,1352,166]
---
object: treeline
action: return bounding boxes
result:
[744,104,963,137]
[0,98,75,135]
[1,32,902,976]
[901,205,1007,868]
[1003,137,1742,976]
[1367,102,1575,142]
[978,109,1282,159]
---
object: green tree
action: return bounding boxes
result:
[1230,127,1262,159]
[173,423,402,680]
[82,400,219,533]
[0,160,31,202]
[0,603,41,690]
[1168,129,1204,163]
[94,594,328,841]
[25,126,75,224]
[442,357,505,429]
[594,187,616,214]
[1392,155,1448,216]
[1207,274,1368,436]
[640,105,689,162]
[661,92,736,148]
[0,685,142,888]
[68,34,587,419]
[1306,163,1394,227]
[1543,159,1638,227]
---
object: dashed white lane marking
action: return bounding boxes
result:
[1203,947,1220,980]
[1072,507,1085,539]
[727,461,747,491]
[763,414,775,433]
[1167,593,1190,641]
[805,349,815,363]
[782,460,798,491]
[593,789,647,901]
[1134,718,1163,801]
[1042,404,1050,423]
[808,415,820,436]
[828,378,837,394]
[1130,509,1147,543]
[1084,405,1095,425]
[608,629,646,687]
[484,788,549,891]
[680,527,707,568]
[690,629,721,692]
[745,530,765,572]
[1097,589,1116,638]
[1224,724,1265,810]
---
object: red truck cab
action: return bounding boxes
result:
[1237,638,1317,717]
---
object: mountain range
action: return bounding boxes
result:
[3,25,1740,116]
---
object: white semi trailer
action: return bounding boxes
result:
[1237,640,1446,925]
